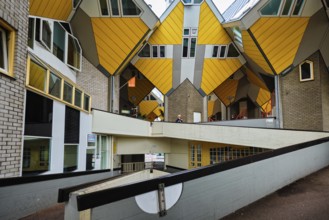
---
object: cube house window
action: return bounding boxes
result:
[299,60,314,82]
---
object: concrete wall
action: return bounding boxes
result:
[202,118,277,128]
[116,137,171,154]
[281,52,325,131]
[77,57,108,111]
[166,139,189,169]
[0,171,118,220]
[0,0,28,177]
[90,141,329,220]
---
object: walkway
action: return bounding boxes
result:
[20,166,329,220]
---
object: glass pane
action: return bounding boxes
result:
[212,46,219,57]
[101,136,108,169]
[86,149,95,170]
[292,0,304,15]
[99,0,109,15]
[182,38,189,57]
[53,22,66,62]
[190,38,196,57]
[84,94,90,111]
[49,72,62,98]
[63,82,73,103]
[138,44,150,57]
[64,145,78,172]
[75,89,82,107]
[28,18,35,49]
[42,20,52,50]
[260,0,282,15]
[184,28,190,36]
[197,145,202,162]
[35,18,40,42]
[0,29,6,70]
[301,62,311,80]
[194,0,203,3]
[183,0,192,3]
[67,35,81,70]
[227,44,239,57]
[152,46,158,57]
[29,60,47,92]
[23,138,50,175]
[219,45,226,58]
[73,0,81,9]
[282,0,293,15]
[160,46,165,57]
[111,0,120,16]
[122,0,141,16]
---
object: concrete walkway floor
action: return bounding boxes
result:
[20,166,329,220]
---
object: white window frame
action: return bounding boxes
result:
[99,0,143,17]
[181,0,204,5]
[66,32,82,72]
[40,19,53,52]
[182,27,198,58]
[138,44,166,58]
[299,60,314,82]
[211,45,228,59]
[0,27,8,74]
[290,0,306,17]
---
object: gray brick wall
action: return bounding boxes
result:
[0,0,28,177]
[320,54,329,131]
[77,56,108,111]
[167,80,204,123]
[280,52,323,131]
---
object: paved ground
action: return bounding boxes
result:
[20,166,329,220]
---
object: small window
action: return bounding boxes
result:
[111,0,120,16]
[53,22,66,62]
[191,28,198,36]
[212,46,219,58]
[227,43,239,58]
[281,0,294,15]
[160,46,165,57]
[75,89,82,107]
[48,72,62,98]
[299,60,314,82]
[182,0,203,5]
[190,38,196,58]
[0,27,8,73]
[219,45,227,58]
[0,20,15,77]
[64,145,78,172]
[138,44,150,57]
[99,0,109,16]
[122,0,141,16]
[292,0,305,16]
[84,94,90,111]
[182,38,189,58]
[29,60,48,92]
[41,20,52,51]
[67,34,81,71]
[152,45,158,58]
[183,28,190,36]
[260,0,282,16]
[63,82,73,103]
[28,18,35,49]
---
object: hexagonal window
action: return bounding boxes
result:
[299,60,314,82]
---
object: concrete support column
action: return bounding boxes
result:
[221,103,227,120]
[203,96,208,122]
[109,75,120,114]
[274,75,283,128]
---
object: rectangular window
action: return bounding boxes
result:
[281,0,293,15]
[63,82,73,103]
[84,94,90,111]
[64,145,78,172]
[29,60,48,92]
[99,0,109,15]
[0,20,15,77]
[65,106,80,144]
[219,45,227,58]
[182,38,189,57]
[28,18,35,49]
[292,0,304,15]
[86,148,95,170]
[160,46,165,57]
[190,38,196,58]
[111,0,120,16]
[197,145,202,167]
[212,46,219,57]
[53,22,66,62]
[299,60,314,82]
[23,147,31,168]
[41,20,52,51]
[183,28,190,36]
[190,145,195,167]
[67,34,81,71]
[75,89,82,107]
[152,45,158,57]
[48,72,62,98]
[122,0,141,16]
[0,27,8,73]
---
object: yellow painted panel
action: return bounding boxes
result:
[256,88,271,107]
[208,101,215,117]
[198,2,231,44]
[213,78,238,106]
[153,107,164,117]
[139,100,158,117]
[29,61,47,92]
[149,2,184,44]
[243,66,268,90]
[128,78,154,105]
[242,31,273,74]
[201,59,242,95]
[30,0,72,21]
[250,17,309,74]
[134,59,172,94]
[261,100,272,113]
[92,18,148,75]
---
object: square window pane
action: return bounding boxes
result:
[139,44,150,57]
[63,82,73,103]
[75,89,82,107]
[152,46,158,57]
[29,60,47,92]
[184,28,190,36]
[64,145,78,172]
[99,0,109,15]
[49,72,62,98]
[160,46,165,57]
[111,0,120,16]
[84,94,90,111]
[53,22,66,62]
[122,0,141,16]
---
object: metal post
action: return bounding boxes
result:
[158,183,167,217]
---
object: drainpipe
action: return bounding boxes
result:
[274,75,282,128]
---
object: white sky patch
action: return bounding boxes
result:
[144,0,168,17]
[212,0,236,13]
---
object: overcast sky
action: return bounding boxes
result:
[144,0,235,17]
